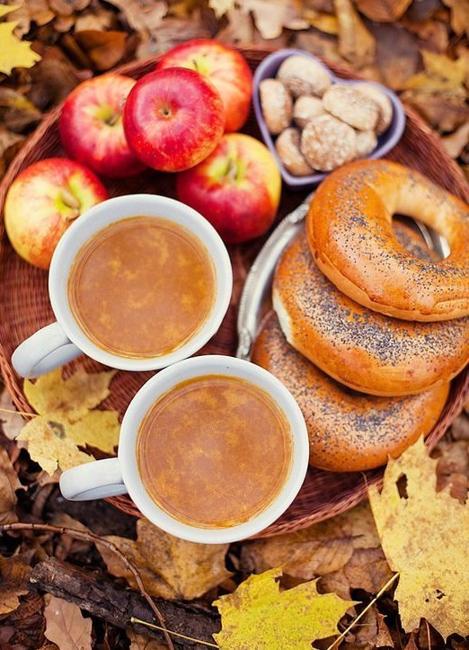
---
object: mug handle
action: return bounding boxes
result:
[60,458,127,500]
[12,322,82,378]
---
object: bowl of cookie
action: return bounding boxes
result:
[253,48,406,188]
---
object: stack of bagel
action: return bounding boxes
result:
[252,159,469,472]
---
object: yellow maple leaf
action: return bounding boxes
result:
[19,368,119,474]
[369,436,469,639]
[213,568,354,649]
[18,416,93,475]
[402,50,468,92]
[24,367,116,422]
[0,5,40,76]
[67,410,120,454]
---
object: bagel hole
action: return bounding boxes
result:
[392,215,449,260]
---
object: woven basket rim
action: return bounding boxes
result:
[0,49,468,538]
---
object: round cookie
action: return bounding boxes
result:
[252,312,449,472]
[355,82,393,134]
[273,228,469,396]
[301,114,356,171]
[323,84,379,131]
[276,128,313,176]
[259,78,292,135]
[354,130,377,158]
[277,55,331,97]
[293,95,324,128]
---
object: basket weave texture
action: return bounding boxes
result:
[0,50,468,538]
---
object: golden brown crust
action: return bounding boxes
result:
[306,159,469,321]
[273,228,469,396]
[252,312,449,472]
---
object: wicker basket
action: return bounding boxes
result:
[0,50,468,539]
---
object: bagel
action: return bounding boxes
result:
[306,159,469,321]
[273,227,469,396]
[252,312,449,472]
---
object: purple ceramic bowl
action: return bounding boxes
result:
[253,48,406,189]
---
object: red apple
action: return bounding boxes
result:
[123,67,225,172]
[177,133,281,244]
[156,39,253,133]
[59,74,144,179]
[5,158,108,269]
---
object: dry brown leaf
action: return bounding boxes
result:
[209,0,235,18]
[401,18,449,53]
[216,6,256,45]
[128,630,168,649]
[51,513,93,561]
[26,45,82,111]
[0,447,21,524]
[443,0,469,36]
[4,0,54,37]
[402,85,469,131]
[217,6,288,49]
[44,595,92,650]
[107,0,167,34]
[304,8,338,34]
[0,86,42,132]
[98,518,230,600]
[24,368,116,423]
[334,0,375,67]
[97,534,177,599]
[0,555,31,615]
[354,0,412,22]
[294,29,344,64]
[0,387,25,440]
[434,437,468,502]
[451,413,469,440]
[369,437,469,639]
[137,518,231,599]
[136,10,212,57]
[371,22,420,89]
[241,502,391,601]
[442,122,469,158]
[344,605,392,648]
[48,0,91,16]
[376,611,394,647]
[74,6,115,31]
[73,30,127,71]
[242,0,308,39]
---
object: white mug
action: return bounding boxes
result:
[59,355,309,544]
[12,194,233,378]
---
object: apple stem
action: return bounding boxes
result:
[106,113,120,126]
[224,157,238,182]
[60,189,81,220]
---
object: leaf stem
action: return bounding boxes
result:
[326,572,399,650]
[130,616,219,648]
[0,406,34,418]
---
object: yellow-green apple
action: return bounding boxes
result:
[59,74,144,179]
[177,133,281,244]
[5,158,108,269]
[156,39,252,133]
[123,67,225,172]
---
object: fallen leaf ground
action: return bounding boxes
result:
[0,1,468,648]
